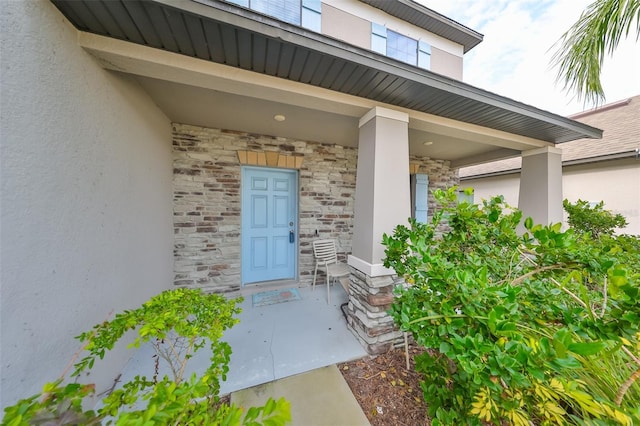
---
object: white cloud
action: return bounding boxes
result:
[420,0,640,115]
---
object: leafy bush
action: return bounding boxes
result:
[2,288,291,425]
[383,188,640,425]
[563,199,628,238]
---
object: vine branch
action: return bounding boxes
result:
[600,275,608,318]
[507,264,567,286]
[622,346,640,367]
[615,366,640,406]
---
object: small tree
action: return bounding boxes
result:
[2,288,291,425]
[563,199,627,239]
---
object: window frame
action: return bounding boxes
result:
[301,0,321,32]
[386,29,418,66]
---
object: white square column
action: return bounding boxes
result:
[348,106,410,275]
[518,146,563,227]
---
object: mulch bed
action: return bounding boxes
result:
[338,344,430,426]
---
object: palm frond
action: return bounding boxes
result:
[551,0,640,106]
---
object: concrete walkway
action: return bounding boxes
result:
[231,365,370,426]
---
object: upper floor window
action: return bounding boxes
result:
[387,30,417,65]
[371,23,431,70]
[226,0,321,32]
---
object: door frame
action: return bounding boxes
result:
[240,166,299,286]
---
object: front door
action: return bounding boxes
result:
[241,167,298,285]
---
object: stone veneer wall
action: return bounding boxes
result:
[410,154,460,222]
[173,123,357,293]
[173,123,458,300]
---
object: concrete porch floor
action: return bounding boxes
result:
[117,284,367,396]
[220,284,367,395]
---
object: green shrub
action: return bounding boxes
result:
[2,288,291,425]
[383,188,640,425]
[563,199,628,238]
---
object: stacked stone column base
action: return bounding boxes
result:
[346,267,405,354]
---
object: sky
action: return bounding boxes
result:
[419,0,640,116]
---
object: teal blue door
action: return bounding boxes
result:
[241,167,298,285]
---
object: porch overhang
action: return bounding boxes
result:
[51,0,602,167]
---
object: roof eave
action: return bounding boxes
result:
[51,0,602,143]
[182,0,602,141]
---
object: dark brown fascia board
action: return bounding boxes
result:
[143,1,604,142]
[359,0,483,53]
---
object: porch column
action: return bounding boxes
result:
[347,106,410,354]
[518,146,563,228]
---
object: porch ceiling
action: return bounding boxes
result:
[50,0,602,168]
[134,74,522,165]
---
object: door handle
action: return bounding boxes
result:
[289,230,295,243]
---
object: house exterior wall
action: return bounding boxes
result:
[0,1,173,410]
[173,124,458,293]
[563,159,639,234]
[431,46,464,80]
[463,174,521,207]
[411,155,461,220]
[463,157,640,234]
[173,124,357,293]
[321,3,371,49]
[320,0,464,80]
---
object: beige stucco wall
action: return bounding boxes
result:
[462,158,640,234]
[321,0,465,66]
[430,46,463,80]
[1,1,173,409]
[563,159,640,234]
[321,3,464,83]
[462,174,520,206]
[322,3,370,49]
